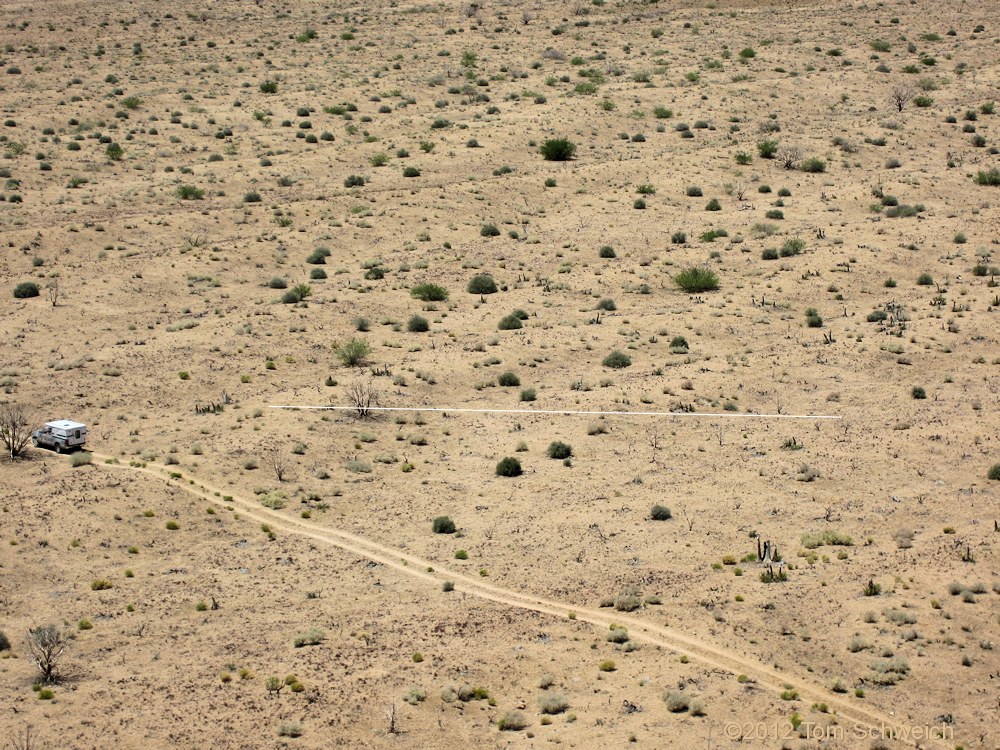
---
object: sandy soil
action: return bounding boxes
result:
[1,0,999,747]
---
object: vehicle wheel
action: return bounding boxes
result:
[32,439,39,447]
[55,443,63,454]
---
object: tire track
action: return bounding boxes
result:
[92,453,941,748]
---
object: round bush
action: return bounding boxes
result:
[547,441,572,460]
[539,138,576,161]
[598,245,616,258]
[432,516,456,534]
[268,276,287,289]
[498,314,522,330]
[407,315,429,333]
[496,457,522,477]
[13,282,39,299]
[670,336,689,350]
[309,268,327,280]
[602,351,632,369]
[988,464,1000,481]
[467,274,498,294]
[595,298,616,311]
[912,386,926,400]
[674,267,720,293]
[480,223,500,237]
[650,504,672,521]
[497,371,520,387]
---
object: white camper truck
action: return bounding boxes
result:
[32,420,88,453]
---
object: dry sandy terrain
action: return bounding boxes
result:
[1,0,999,747]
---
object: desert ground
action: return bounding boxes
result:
[1,0,999,747]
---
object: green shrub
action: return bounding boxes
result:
[758,139,779,158]
[91,579,112,591]
[705,197,722,211]
[497,371,520,387]
[402,166,421,177]
[917,273,934,285]
[520,387,536,402]
[598,245,616,258]
[176,185,205,200]
[538,693,569,714]
[13,281,39,299]
[988,464,1000,481]
[650,504,672,520]
[467,274,498,294]
[762,248,779,260]
[411,283,448,301]
[480,223,500,237]
[685,185,703,197]
[407,315,429,333]
[498,314,523,330]
[674,267,720,293]
[912,386,926,400]
[540,138,576,161]
[496,457,522,477]
[344,174,365,188]
[547,441,572,459]
[800,157,826,173]
[0,630,9,651]
[765,209,784,220]
[595,298,616,311]
[432,516,456,534]
[281,284,312,304]
[268,277,287,289]
[260,80,278,93]
[306,248,330,264]
[333,338,371,366]
[602,351,631,369]
[310,268,327,280]
[974,168,1000,185]
[671,231,687,244]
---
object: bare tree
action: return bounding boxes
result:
[346,379,381,419]
[0,403,33,460]
[778,146,802,170]
[891,85,912,112]
[268,447,288,482]
[45,279,59,307]
[26,625,67,683]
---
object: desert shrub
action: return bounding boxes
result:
[496,457,522,477]
[758,139,779,158]
[497,371,520,387]
[665,691,690,712]
[411,283,448,301]
[912,386,926,399]
[762,248,779,260]
[70,452,93,467]
[498,710,528,731]
[91,579,112,591]
[805,308,823,328]
[310,268,327,280]
[268,277,287,289]
[614,592,641,611]
[344,174,365,188]
[671,231,687,244]
[988,464,1000,481]
[800,157,826,173]
[13,282,39,299]
[467,274,498,294]
[916,273,934,285]
[602,351,631,369]
[407,315,429,333]
[244,190,261,203]
[176,185,205,200]
[0,631,8,651]
[480,223,500,237]
[650,504,672,520]
[674,267,720,292]
[306,247,330,264]
[595,298,616,311]
[281,284,312,304]
[974,169,1000,185]
[867,310,888,323]
[685,185,703,197]
[333,338,371,366]
[705,198,722,211]
[277,723,303,738]
[598,245,616,258]
[293,627,325,647]
[540,138,576,161]
[538,693,569,714]
[498,314,523,330]
[403,166,421,177]
[432,516,456,534]
[801,530,853,548]
[547,441,572,459]
[259,80,278,93]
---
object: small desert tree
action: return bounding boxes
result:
[45,280,59,307]
[0,403,33,460]
[346,379,380,418]
[268,448,289,482]
[26,625,67,683]
[891,85,913,112]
